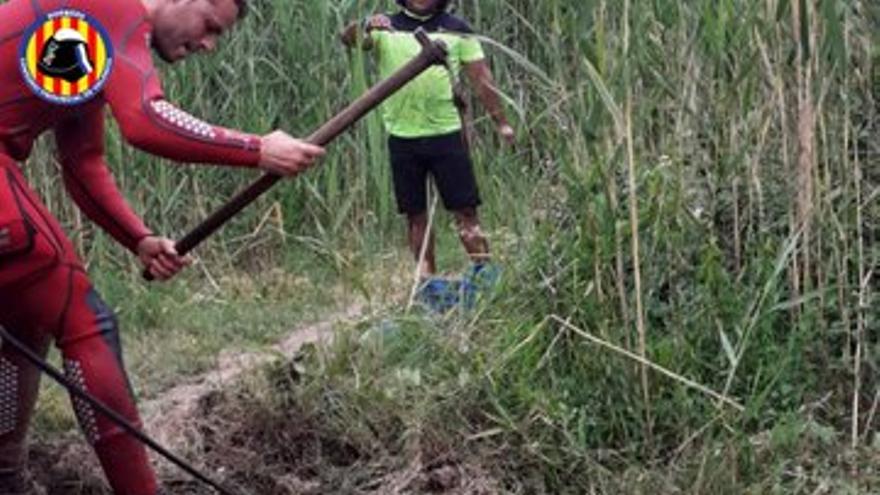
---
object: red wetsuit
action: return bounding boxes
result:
[0,0,262,492]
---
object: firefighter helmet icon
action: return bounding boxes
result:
[18,9,114,105]
[38,29,95,83]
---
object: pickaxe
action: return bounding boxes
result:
[145,28,448,280]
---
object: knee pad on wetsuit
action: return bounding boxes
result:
[0,357,18,437]
[61,289,129,446]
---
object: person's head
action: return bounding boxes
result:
[147,0,248,63]
[397,0,451,16]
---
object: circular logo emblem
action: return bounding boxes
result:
[18,9,114,105]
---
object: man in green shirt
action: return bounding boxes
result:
[341,0,514,281]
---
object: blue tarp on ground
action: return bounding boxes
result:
[416,263,501,313]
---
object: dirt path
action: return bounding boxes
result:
[31,305,364,494]
[34,299,499,494]
[141,304,363,456]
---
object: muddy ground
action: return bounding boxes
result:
[28,307,503,494]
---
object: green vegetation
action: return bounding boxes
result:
[25,0,877,493]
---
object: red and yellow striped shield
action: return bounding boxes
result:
[18,9,114,105]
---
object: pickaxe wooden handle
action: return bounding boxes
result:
[145,28,446,281]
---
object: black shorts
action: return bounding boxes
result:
[388,131,481,215]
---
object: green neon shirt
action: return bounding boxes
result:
[368,12,485,138]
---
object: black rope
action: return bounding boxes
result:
[0,325,242,495]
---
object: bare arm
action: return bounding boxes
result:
[464,60,515,145]
[464,60,509,128]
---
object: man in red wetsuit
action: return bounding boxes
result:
[0,0,325,492]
